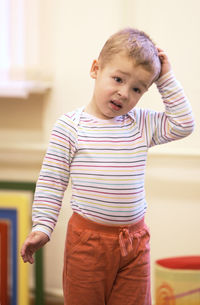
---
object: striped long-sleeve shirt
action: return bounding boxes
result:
[32,71,195,237]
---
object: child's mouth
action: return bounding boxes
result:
[110,100,122,111]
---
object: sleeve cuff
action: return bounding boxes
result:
[32,225,52,239]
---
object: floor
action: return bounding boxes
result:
[30,294,64,305]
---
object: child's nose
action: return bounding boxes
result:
[118,86,129,99]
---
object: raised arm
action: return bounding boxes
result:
[144,49,195,147]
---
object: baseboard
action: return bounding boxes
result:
[45,288,64,298]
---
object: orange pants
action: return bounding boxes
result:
[63,213,151,305]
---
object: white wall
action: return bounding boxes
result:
[40,0,127,138]
[0,0,199,301]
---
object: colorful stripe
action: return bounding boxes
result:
[0,193,30,305]
[32,71,195,236]
[0,221,9,305]
[0,209,17,305]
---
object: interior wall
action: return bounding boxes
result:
[39,0,127,139]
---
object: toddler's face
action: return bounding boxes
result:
[87,53,155,120]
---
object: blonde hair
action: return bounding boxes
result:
[98,28,161,80]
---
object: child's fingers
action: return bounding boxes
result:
[26,249,35,264]
[157,49,168,63]
[156,46,164,52]
[21,234,37,263]
[158,52,166,62]
[23,252,34,264]
[156,46,167,57]
[21,244,35,264]
[21,231,49,264]
[156,47,171,76]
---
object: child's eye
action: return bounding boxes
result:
[133,87,141,93]
[114,76,122,83]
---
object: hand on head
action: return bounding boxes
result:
[157,47,172,77]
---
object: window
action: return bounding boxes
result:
[0,0,11,80]
[0,0,51,98]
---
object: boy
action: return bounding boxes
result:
[21,28,194,305]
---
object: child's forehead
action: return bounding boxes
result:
[103,52,136,69]
[103,53,155,87]
[103,53,141,73]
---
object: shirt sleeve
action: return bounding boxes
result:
[145,70,195,147]
[32,114,78,238]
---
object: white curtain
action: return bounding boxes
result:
[0,0,40,81]
[0,0,11,80]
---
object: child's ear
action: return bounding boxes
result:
[90,60,100,79]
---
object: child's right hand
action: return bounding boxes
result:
[21,231,49,264]
[157,47,172,77]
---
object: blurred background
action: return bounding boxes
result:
[0,0,199,303]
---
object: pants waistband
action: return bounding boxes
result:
[71,213,146,257]
[71,212,144,234]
